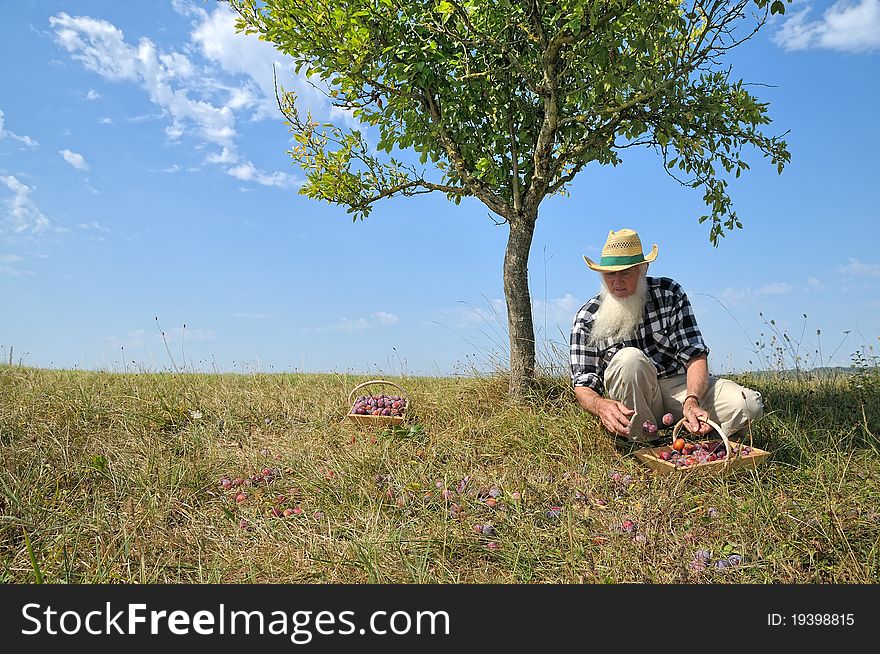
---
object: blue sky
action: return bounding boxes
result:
[2,0,879,378]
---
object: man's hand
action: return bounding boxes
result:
[683,355,711,436]
[595,397,635,437]
[573,386,634,438]
[683,399,712,436]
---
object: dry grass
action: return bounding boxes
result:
[1,364,878,584]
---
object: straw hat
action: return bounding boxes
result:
[583,228,658,272]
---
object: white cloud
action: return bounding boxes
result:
[86,89,101,100]
[533,294,582,325]
[150,164,180,173]
[51,14,140,79]
[0,175,52,234]
[838,257,880,277]
[715,282,795,305]
[306,312,400,332]
[227,160,296,187]
[431,298,508,330]
[100,117,113,125]
[432,294,581,334]
[50,13,236,147]
[0,253,33,276]
[127,113,162,123]
[187,3,307,121]
[77,220,109,232]
[757,282,794,296]
[373,311,399,326]
[183,1,359,127]
[0,109,38,148]
[806,276,826,291]
[50,11,300,188]
[775,0,880,52]
[206,147,237,164]
[60,148,90,171]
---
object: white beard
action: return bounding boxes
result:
[588,274,649,346]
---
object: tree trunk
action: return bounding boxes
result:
[503,213,537,399]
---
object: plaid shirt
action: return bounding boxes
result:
[570,276,709,394]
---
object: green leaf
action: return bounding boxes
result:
[23,528,43,584]
[90,454,108,472]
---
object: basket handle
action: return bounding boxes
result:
[671,415,737,465]
[348,379,411,409]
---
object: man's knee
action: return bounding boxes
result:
[607,347,650,372]
[742,388,764,423]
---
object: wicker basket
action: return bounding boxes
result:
[634,415,770,476]
[346,379,410,427]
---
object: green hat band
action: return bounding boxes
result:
[599,254,645,266]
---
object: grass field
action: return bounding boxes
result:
[1,362,878,584]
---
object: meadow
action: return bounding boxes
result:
[0,359,878,584]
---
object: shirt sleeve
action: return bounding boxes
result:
[668,284,710,365]
[570,304,604,394]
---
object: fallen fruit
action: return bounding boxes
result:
[351,394,407,417]
[662,412,674,426]
[672,438,686,452]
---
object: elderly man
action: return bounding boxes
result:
[570,228,764,442]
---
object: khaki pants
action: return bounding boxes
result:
[604,347,764,442]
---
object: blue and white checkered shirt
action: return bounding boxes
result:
[570,276,709,394]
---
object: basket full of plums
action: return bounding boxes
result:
[347,379,410,427]
[634,415,770,476]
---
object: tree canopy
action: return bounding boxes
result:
[229,0,792,395]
